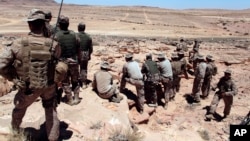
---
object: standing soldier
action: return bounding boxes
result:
[157,53,173,109]
[44,10,53,37]
[92,62,123,103]
[170,53,183,99]
[205,69,237,120]
[193,39,200,50]
[201,55,218,98]
[141,53,161,107]
[55,15,81,105]
[189,47,199,73]
[0,9,60,141]
[120,53,145,114]
[77,22,93,89]
[177,51,189,91]
[178,37,188,52]
[191,54,207,103]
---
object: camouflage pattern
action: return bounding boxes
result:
[0,29,60,141]
[77,31,93,87]
[192,61,207,102]
[141,59,160,105]
[208,76,237,116]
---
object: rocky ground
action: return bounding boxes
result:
[0,1,250,141]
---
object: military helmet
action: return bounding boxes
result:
[26,9,46,21]
[224,69,232,74]
[59,15,69,24]
[197,54,205,60]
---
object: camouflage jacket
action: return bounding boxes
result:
[217,77,237,96]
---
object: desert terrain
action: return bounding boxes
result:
[0,0,250,141]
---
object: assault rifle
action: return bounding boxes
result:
[240,111,250,125]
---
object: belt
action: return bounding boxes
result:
[132,78,143,81]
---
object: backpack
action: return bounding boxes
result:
[144,60,161,83]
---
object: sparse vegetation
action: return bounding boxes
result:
[90,121,103,130]
[108,126,144,141]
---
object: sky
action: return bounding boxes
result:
[54,0,250,10]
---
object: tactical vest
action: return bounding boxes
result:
[145,60,160,82]
[218,77,234,93]
[56,30,77,59]
[15,36,55,89]
[77,32,92,51]
[171,61,182,77]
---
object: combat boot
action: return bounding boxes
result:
[65,94,75,106]
[73,93,81,105]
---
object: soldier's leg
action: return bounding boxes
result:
[192,78,203,102]
[201,78,211,98]
[119,75,127,92]
[12,89,40,131]
[41,85,60,141]
[176,76,181,92]
[79,60,88,88]
[71,64,81,105]
[223,95,233,117]
[208,92,221,114]
[135,80,145,113]
[162,78,172,109]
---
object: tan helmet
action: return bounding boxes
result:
[26,9,46,21]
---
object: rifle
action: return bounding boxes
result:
[50,0,64,104]
[240,111,250,125]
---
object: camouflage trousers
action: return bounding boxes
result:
[62,63,80,96]
[98,84,119,99]
[79,60,89,86]
[201,77,212,98]
[144,81,158,104]
[12,84,59,141]
[172,75,181,97]
[192,77,204,102]
[161,76,173,105]
[120,77,144,111]
[208,91,233,116]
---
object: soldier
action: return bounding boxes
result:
[191,54,207,103]
[177,37,188,52]
[44,10,53,37]
[55,15,81,105]
[205,69,237,120]
[141,53,161,107]
[0,9,60,141]
[170,53,183,99]
[92,62,123,103]
[177,51,190,91]
[201,55,218,98]
[189,47,199,73]
[120,53,145,114]
[77,22,93,89]
[157,53,173,109]
[193,39,200,50]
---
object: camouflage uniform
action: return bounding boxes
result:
[0,9,60,141]
[170,53,183,99]
[201,55,218,98]
[77,23,93,88]
[177,38,188,52]
[44,11,53,37]
[157,54,173,109]
[120,54,144,113]
[206,69,237,119]
[191,55,206,102]
[141,54,160,106]
[55,16,80,105]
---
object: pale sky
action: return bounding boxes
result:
[54,0,250,10]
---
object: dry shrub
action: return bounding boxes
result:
[108,126,144,141]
